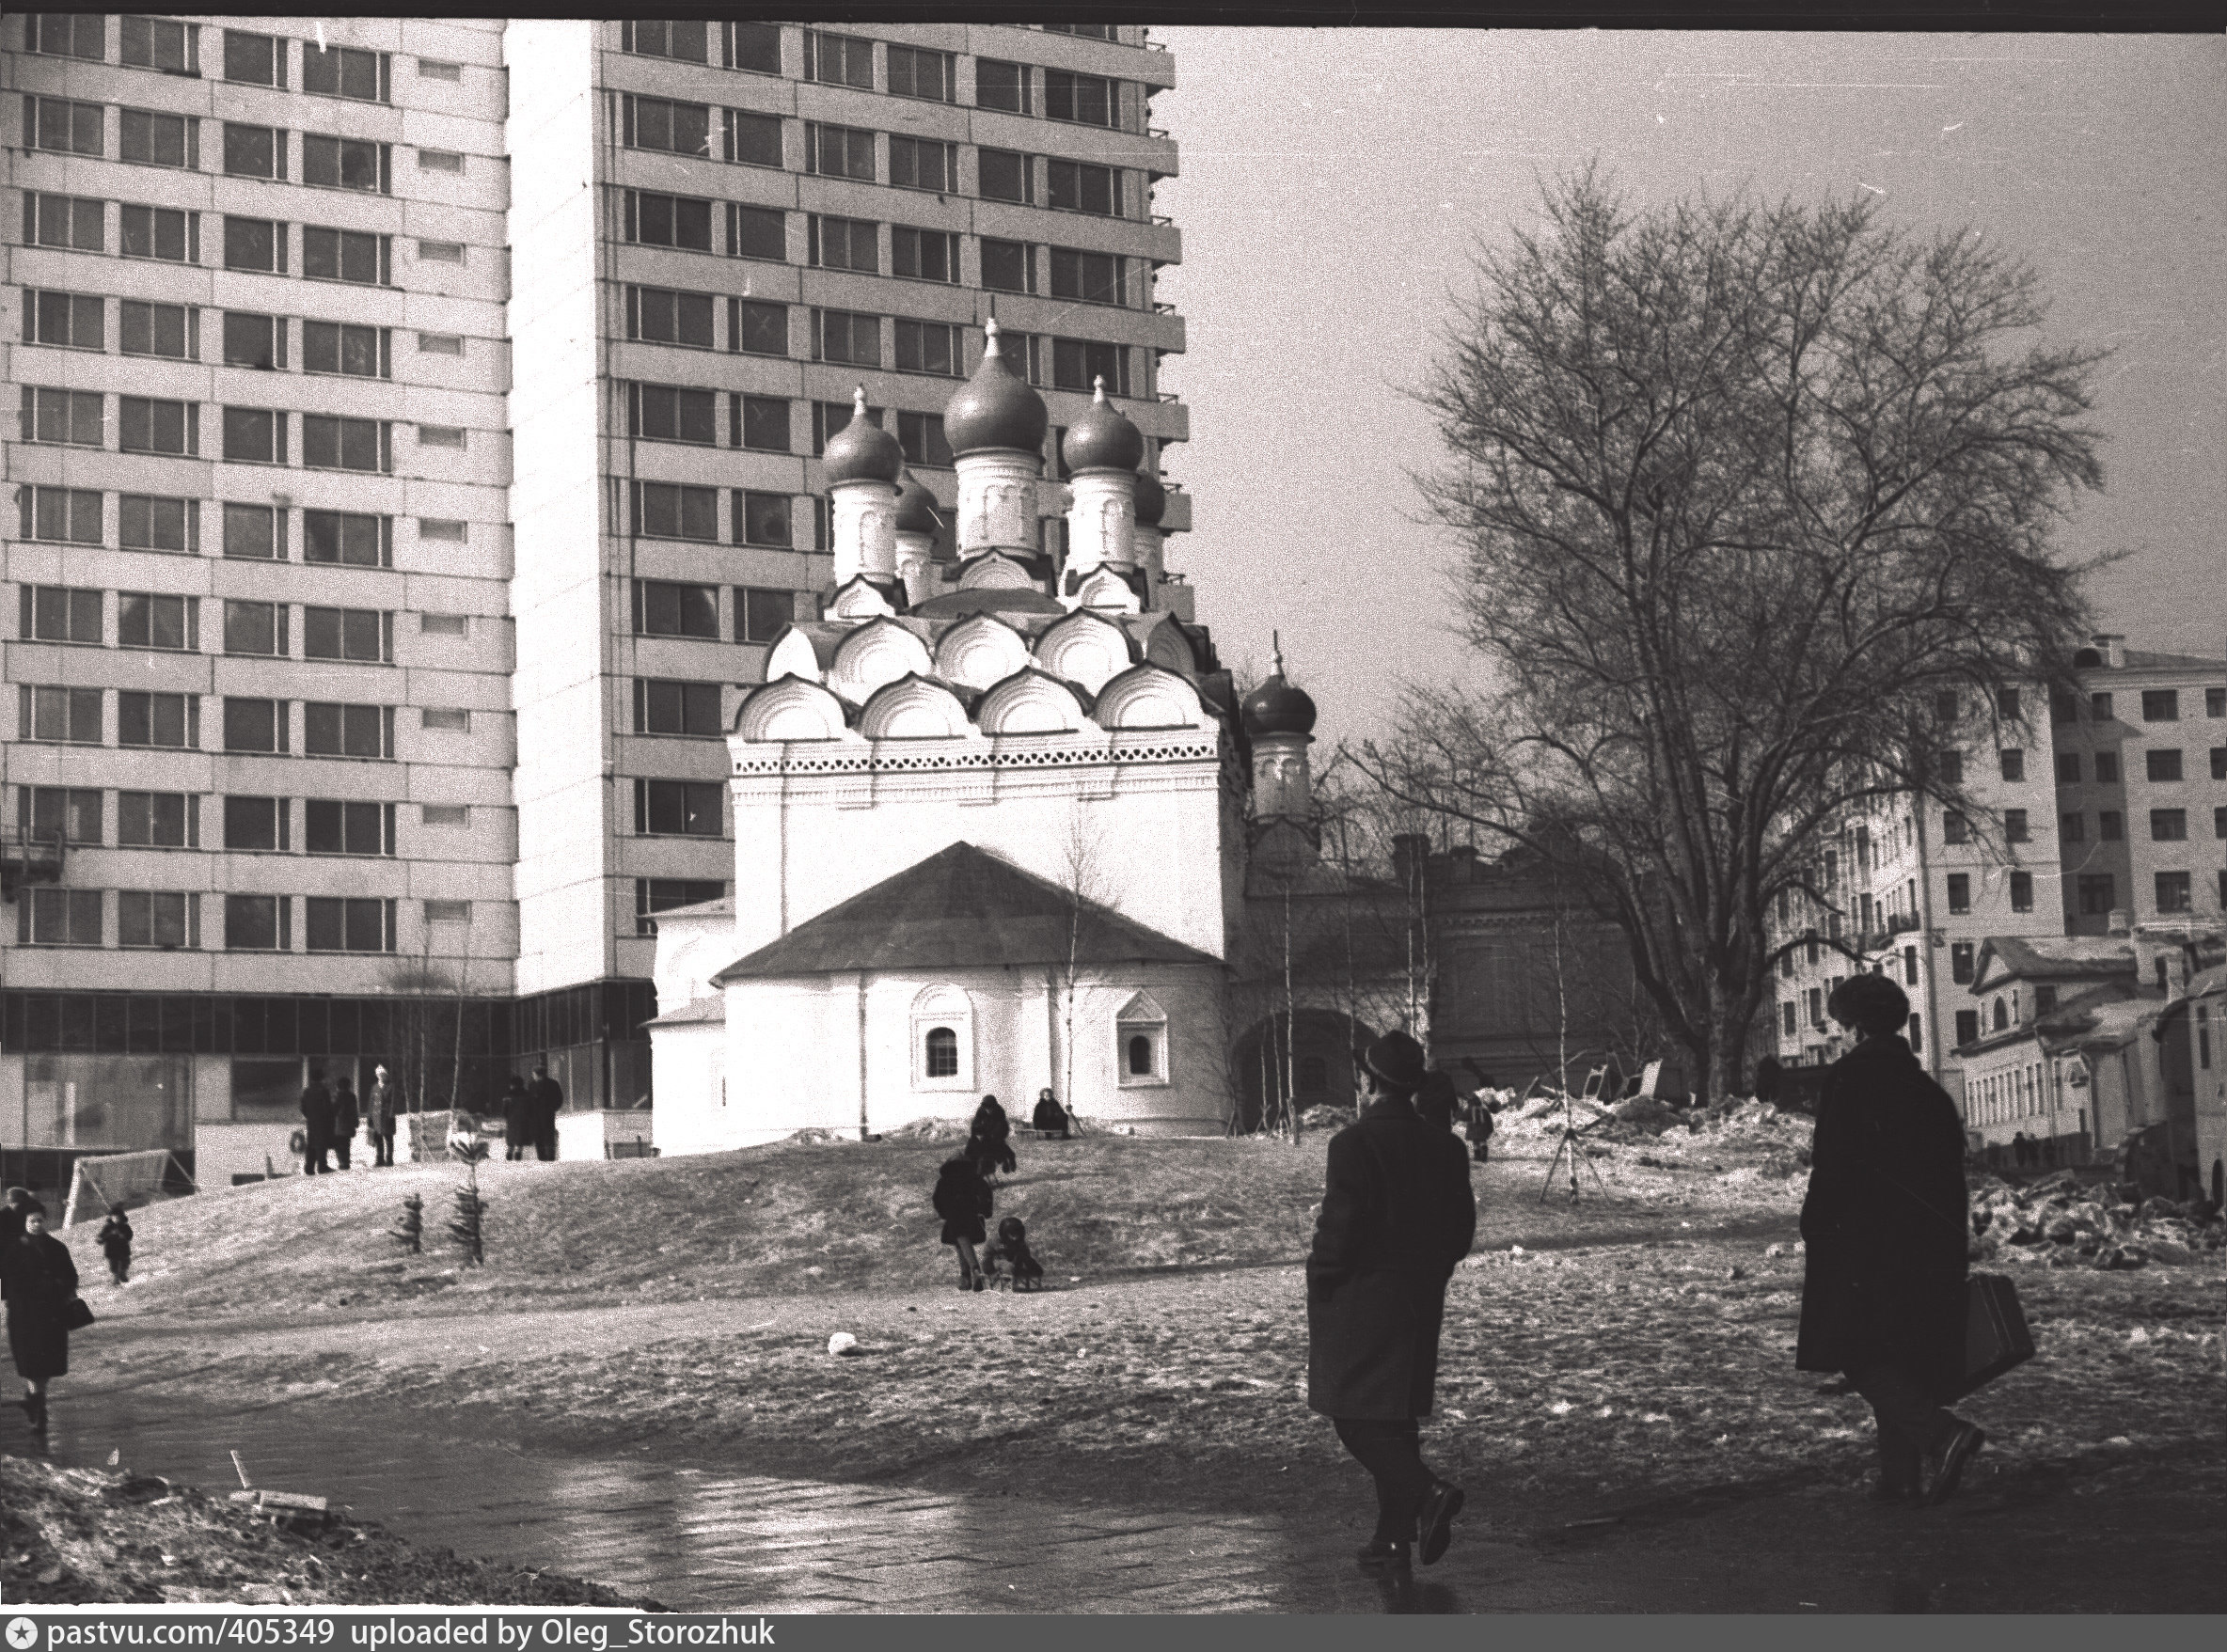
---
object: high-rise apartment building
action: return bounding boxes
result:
[1772,636,2227,1125]
[0,17,1191,1186]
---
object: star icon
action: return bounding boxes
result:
[8,1617,40,1650]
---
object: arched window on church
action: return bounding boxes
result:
[1992,997,2008,1032]
[1115,991,1168,1087]
[911,984,972,1091]
[926,1029,959,1078]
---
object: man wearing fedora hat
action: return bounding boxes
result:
[1307,1029,1477,1573]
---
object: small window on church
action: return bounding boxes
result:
[925,1028,958,1078]
[1115,990,1168,1087]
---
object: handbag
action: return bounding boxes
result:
[1956,1272,2033,1398]
[63,1297,94,1330]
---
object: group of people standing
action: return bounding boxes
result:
[294,1062,565,1175]
[298,1064,402,1174]
[500,1064,567,1162]
[1311,972,1986,1578]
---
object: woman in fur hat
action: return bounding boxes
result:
[932,1157,995,1292]
[1,1193,79,1430]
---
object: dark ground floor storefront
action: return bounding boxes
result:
[0,978,656,1199]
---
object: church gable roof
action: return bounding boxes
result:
[713,842,1217,982]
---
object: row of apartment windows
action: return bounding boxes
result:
[22,16,416,101]
[14,489,469,558]
[631,580,797,646]
[614,24,1145,134]
[15,389,473,469]
[21,196,456,278]
[2055,747,2227,784]
[23,96,410,196]
[2053,687,2227,724]
[20,292,471,370]
[624,385,956,467]
[14,786,474,849]
[618,190,1145,311]
[2057,807,2227,845]
[16,888,398,953]
[13,589,444,662]
[1778,993,1925,1055]
[15,690,466,754]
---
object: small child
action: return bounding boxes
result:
[981,1216,1045,1292]
[96,1205,134,1285]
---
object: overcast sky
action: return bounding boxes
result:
[1151,30,2227,747]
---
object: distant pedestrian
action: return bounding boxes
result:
[1415,1071,1460,1134]
[299,1067,335,1175]
[1797,975,1983,1507]
[2011,1131,2030,1170]
[1032,1088,1071,1140]
[528,1063,564,1162]
[1,1195,78,1430]
[365,1066,400,1168]
[932,1157,994,1292]
[1308,1031,1477,1575]
[1461,1092,1496,1166]
[0,1187,28,1250]
[1753,1056,1783,1105]
[330,1077,361,1172]
[967,1095,1017,1177]
[96,1206,133,1285]
[501,1077,534,1162]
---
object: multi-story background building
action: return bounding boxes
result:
[0,16,1192,1188]
[1771,634,2227,1151]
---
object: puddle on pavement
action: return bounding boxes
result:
[22,1387,1508,1613]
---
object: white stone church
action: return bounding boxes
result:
[647,321,1325,1149]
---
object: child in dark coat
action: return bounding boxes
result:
[932,1157,994,1293]
[96,1206,134,1284]
[966,1095,1018,1178]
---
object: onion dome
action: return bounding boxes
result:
[1060,378,1145,474]
[1132,467,1167,527]
[823,386,904,485]
[1241,635,1317,737]
[893,469,941,535]
[944,317,1048,456]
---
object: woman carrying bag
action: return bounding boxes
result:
[1796,975,1984,1507]
[1,1191,85,1431]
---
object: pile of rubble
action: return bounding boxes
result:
[1970,1172,2225,1268]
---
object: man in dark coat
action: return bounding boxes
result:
[299,1067,335,1175]
[1308,1031,1477,1572]
[329,1077,361,1172]
[527,1063,564,1162]
[1797,975,1983,1506]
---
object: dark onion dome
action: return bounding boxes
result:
[944,317,1048,457]
[823,386,904,485]
[1241,639,1316,737]
[893,469,941,534]
[1060,378,1145,474]
[1132,467,1167,527]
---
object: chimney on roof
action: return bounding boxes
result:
[1448,843,1478,882]
[2108,907,2132,937]
[2091,633,2126,669]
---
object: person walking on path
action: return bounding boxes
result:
[966,1095,1018,1177]
[1032,1088,1071,1141]
[528,1063,564,1162]
[1307,1031,1477,1574]
[366,1066,400,1168]
[932,1156,995,1292]
[2,1194,79,1430]
[96,1206,133,1285]
[299,1067,335,1175]
[501,1077,535,1162]
[1797,974,1984,1507]
[329,1077,361,1172]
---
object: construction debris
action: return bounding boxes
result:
[1969,1172,2225,1268]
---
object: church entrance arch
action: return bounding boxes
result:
[1230,1009,1374,1134]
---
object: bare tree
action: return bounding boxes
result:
[1052,799,1114,1113]
[1357,170,2106,1099]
